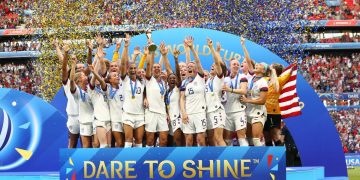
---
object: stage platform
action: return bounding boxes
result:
[0,167,349,180]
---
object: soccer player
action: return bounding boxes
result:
[107,70,125,147]
[120,34,145,148]
[180,36,207,147]
[69,56,94,148]
[222,58,249,146]
[205,39,227,146]
[61,43,80,148]
[164,48,184,146]
[88,47,112,148]
[144,42,169,147]
[240,61,269,146]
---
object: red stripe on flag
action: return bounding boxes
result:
[280,102,300,111]
[281,111,302,119]
[279,94,298,103]
[281,85,296,94]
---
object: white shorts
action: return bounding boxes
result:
[247,114,267,126]
[94,121,111,132]
[206,108,226,130]
[145,110,169,133]
[67,116,80,134]
[182,112,207,134]
[92,120,97,135]
[225,111,247,131]
[122,112,145,129]
[111,122,124,133]
[169,117,182,135]
[80,123,93,136]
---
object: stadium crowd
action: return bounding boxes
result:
[0,40,40,52]
[304,0,360,20]
[300,52,360,93]
[1,0,359,30]
[331,108,360,153]
[0,60,41,95]
[304,32,360,43]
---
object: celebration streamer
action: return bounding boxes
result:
[30,0,312,100]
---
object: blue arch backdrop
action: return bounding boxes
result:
[50,28,346,177]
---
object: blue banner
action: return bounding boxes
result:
[325,0,341,6]
[326,106,360,110]
[60,147,286,180]
[319,93,360,100]
[300,43,360,50]
[0,51,40,58]
[345,154,360,167]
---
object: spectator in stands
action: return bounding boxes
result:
[0,61,40,96]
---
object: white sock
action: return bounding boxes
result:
[135,144,143,148]
[225,139,232,146]
[238,138,249,146]
[145,145,153,148]
[247,137,254,146]
[100,144,108,148]
[124,142,132,148]
[253,138,262,146]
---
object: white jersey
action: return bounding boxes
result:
[122,76,145,115]
[205,75,224,112]
[166,86,180,120]
[181,74,206,114]
[88,85,110,122]
[145,76,166,114]
[246,75,269,117]
[108,83,124,123]
[63,80,79,116]
[244,72,254,83]
[72,85,94,124]
[224,73,248,113]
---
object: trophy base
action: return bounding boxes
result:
[148,44,157,52]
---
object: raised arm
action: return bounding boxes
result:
[120,34,130,77]
[270,68,280,93]
[185,36,204,75]
[130,46,141,64]
[184,40,191,64]
[173,49,182,87]
[160,42,172,75]
[207,38,222,77]
[113,39,122,63]
[84,39,93,76]
[145,48,154,79]
[62,43,70,84]
[69,55,77,93]
[86,39,93,66]
[241,37,254,72]
[90,63,106,90]
[53,39,64,63]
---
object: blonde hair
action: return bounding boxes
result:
[74,72,83,84]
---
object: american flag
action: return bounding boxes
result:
[279,64,302,119]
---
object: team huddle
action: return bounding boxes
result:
[56,33,293,148]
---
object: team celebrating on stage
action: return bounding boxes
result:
[57,33,292,148]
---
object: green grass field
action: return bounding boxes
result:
[348,166,360,180]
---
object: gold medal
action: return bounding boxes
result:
[211,93,215,96]
[132,96,135,99]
